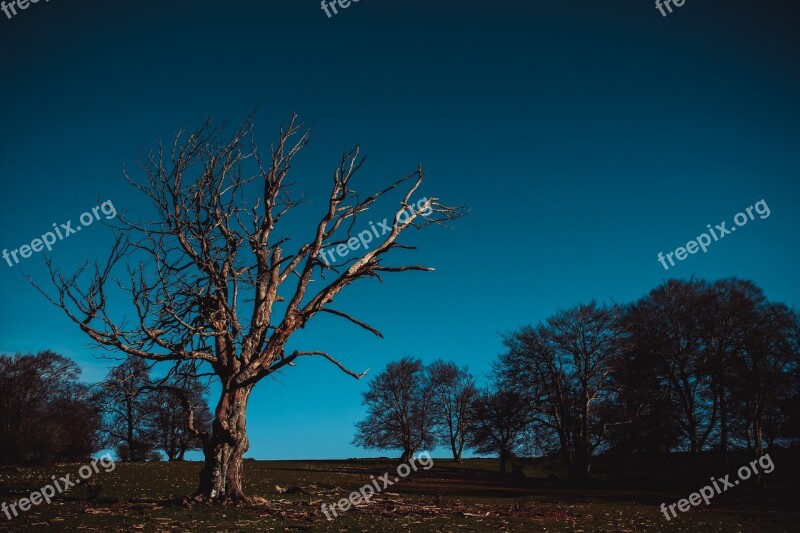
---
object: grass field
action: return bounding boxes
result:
[1,454,798,531]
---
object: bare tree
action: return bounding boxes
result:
[497,302,622,480]
[624,279,717,466]
[427,360,477,462]
[547,302,622,479]
[97,357,159,461]
[353,357,437,462]
[146,374,212,461]
[603,317,681,480]
[702,279,749,467]
[467,388,531,474]
[0,351,101,465]
[732,300,796,460]
[32,115,465,502]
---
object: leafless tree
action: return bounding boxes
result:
[624,280,716,466]
[97,357,158,461]
[467,388,531,474]
[353,357,437,462]
[733,300,796,460]
[31,114,466,502]
[497,302,622,480]
[146,373,212,461]
[427,360,477,462]
[0,351,100,465]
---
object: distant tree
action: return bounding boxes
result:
[602,322,682,480]
[98,358,159,461]
[427,360,477,462]
[497,302,623,480]
[0,351,101,465]
[623,280,716,465]
[622,278,800,469]
[700,279,759,467]
[467,388,531,474]
[354,357,436,462]
[729,299,797,459]
[146,374,213,461]
[779,315,800,445]
[41,385,102,462]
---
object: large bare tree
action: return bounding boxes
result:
[32,115,465,502]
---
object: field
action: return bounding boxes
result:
[1,454,798,532]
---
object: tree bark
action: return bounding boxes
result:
[194,385,253,502]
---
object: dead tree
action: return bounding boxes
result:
[31,114,466,502]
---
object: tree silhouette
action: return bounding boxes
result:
[98,357,159,461]
[0,351,100,465]
[427,360,477,462]
[497,302,622,480]
[467,388,531,474]
[145,372,212,461]
[354,357,436,462]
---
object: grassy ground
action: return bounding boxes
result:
[0,454,798,531]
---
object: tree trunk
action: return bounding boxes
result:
[194,385,253,502]
[753,397,765,458]
[450,437,461,462]
[400,447,413,463]
[719,381,729,471]
[580,388,591,479]
[499,449,509,474]
[455,431,465,463]
[572,442,591,481]
[126,399,136,461]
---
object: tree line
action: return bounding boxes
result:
[0,353,211,465]
[354,278,800,478]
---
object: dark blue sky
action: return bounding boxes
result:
[1,0,799,459]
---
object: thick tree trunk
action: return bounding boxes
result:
[194,385,253,502]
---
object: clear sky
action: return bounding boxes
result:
[1,0,799,460]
